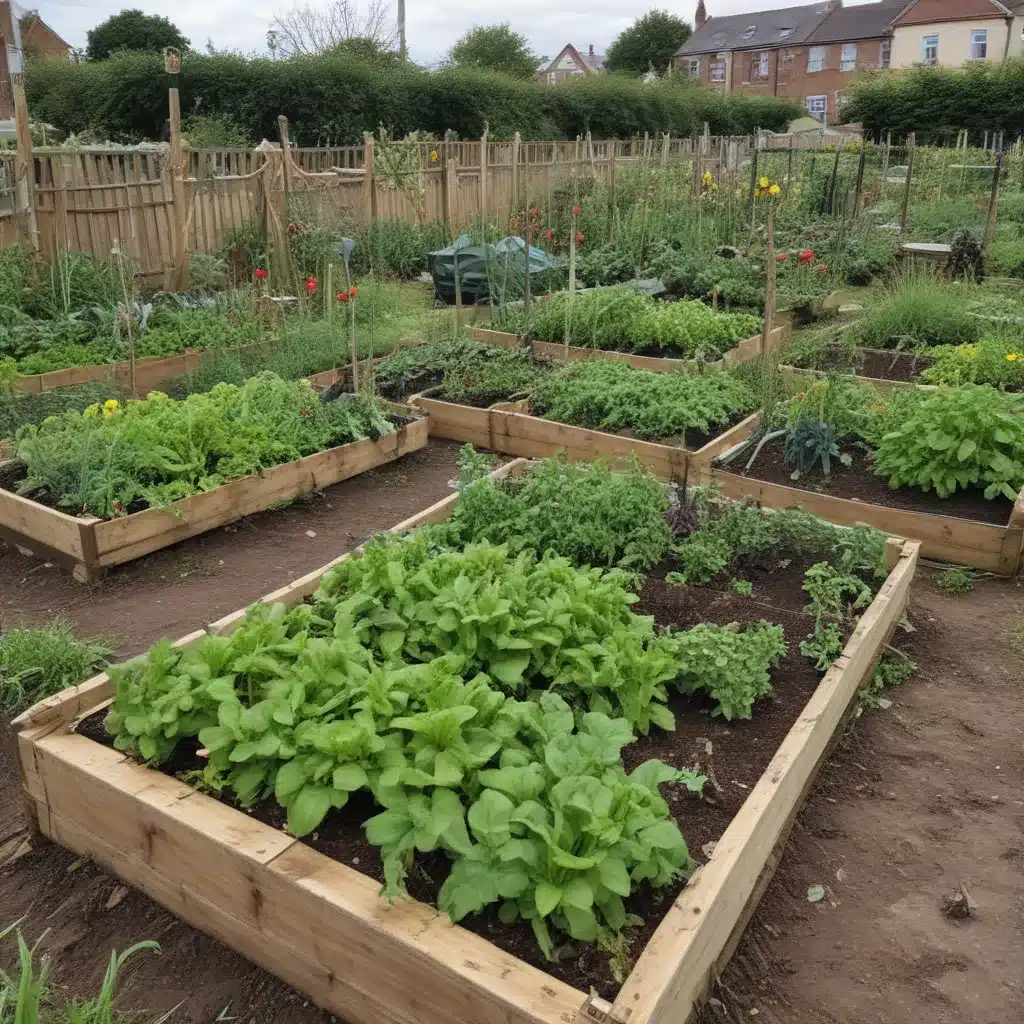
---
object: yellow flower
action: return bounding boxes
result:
[711,182,719,190]
[769,183,781,196]
[83,404,100,418]
[104,398,119,410]
[759,176,770,189]
[1007,353,1019,362]
[702,170,713,183]
[430,150,439,162]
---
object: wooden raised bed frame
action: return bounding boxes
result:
[466,324,790,373]
[697,414,1024,575]
[14,458,920,1024]
[0,409,427,582]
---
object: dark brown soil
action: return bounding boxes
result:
[631,343,706,360]
[737,435,1014,526]
[0,439,472,658]
[2,570,1021,1024]
[790,345,934,384]
[76,557,822,1001]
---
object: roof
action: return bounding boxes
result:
[18,11,71,50]
[806,1,911,43]
[676,3,832,56]
[540,44,605,74]
[894,0,1014,24]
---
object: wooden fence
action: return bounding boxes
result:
[0,133,756,284]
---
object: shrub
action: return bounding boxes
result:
[920,337,1024,391]
[26,49,799,144]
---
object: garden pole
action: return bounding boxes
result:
[983,150,1003,252]
[8,48,38,253]
[326,262,333,322]
[937,139,950,202]
[522,206,532,329]
[879,130,891,202]
[479,130,489,229]
[169,88,190,290]
[825,144,841,216]
[511,132,521,213]
[749,144,760,236]
[608,139,618,244]
[761,202,775,358]
[786,136,794,191]
[566,203,577,361]
[899,132,915,234]
[853,136,867,217]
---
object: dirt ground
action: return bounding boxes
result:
[1,458,1022,1022]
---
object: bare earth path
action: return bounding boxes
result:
[2,473,1021,1023]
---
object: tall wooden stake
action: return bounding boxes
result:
[899,132,915,233]
[479,130,489,227]
[363,131,376,223]
[761,202,776,357]
[565,204,577,360]
[983,151,1003,251]
[510,132,521,213]
[608,139,618,243]
[853,137,867,216]
[169,86,189,289]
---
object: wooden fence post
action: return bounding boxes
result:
[983,150,1003,251]
[10,67,39,252]
[511,131,521,213]
[362,131,376,223]
[899,132,915,233]
[479,130,488,227]
[608,139,618,243]
[443,134,455,231]
[169,86,189,289]
[853,136,867,216]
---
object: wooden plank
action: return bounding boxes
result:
[612,541,920,1024]
[11,630,207,731]
[28,732,585,1024]
[465,327,522,349]
[709,469,1011,571]
[689,413,758,468]
[411,395,492,448]
[0,486,91,562]
[91,418,428,567]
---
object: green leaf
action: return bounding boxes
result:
[468,789,514,846]
[562,905,599,942]
[956,439,977,462]
[432,750,464,788]
[287,784,333,837]
[332,763,368,792]
[561,877,594,910]
[598,857,632,897]
[229,741,258,763]
[534,880,561,918]
[489,652,532,686]
[498,900,519,924]
[365,808,412,848]
[275,759,307,801]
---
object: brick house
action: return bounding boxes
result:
[18,10,71,60]
[538,44,605,84]
[673,0,910,123]
[890,0,1024,68]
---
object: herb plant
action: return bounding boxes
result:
[936,566,975,596]
[873,384,1024,500]
[530,360,755,443]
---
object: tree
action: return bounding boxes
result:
[447,25,539,80]
[605,11,692,77]
[270,0,397,57]
[86,9,190,62]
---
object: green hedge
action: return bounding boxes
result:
[26,51,801,144]
[842,61,1024,140]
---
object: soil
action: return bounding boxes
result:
[790,345,934,384]
[0,439,471,658]
[75,556,823,1000]
[2,508,1022,1023]
[736,435,1014,527]
[630,344,703,360]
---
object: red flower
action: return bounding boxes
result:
[254,267,268,280]
[336,291,349,303]
[776,253,788,262]
[571,204,581,216]
[576,232,584,244]
[349,286,358,298]
[799,249,815,263]
[305,276,318,294]
[544,230,553,240]
[114,501,122,513]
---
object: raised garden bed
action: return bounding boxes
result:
[0,404,427,582]
[410,390,754,482]
[698,415,1024,574]
[14,462,920,1024]
[466,325,790,374]
[780,345,934,393]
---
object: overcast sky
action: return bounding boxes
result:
[29,1,876,65]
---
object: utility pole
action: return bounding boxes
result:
[397,0,407,60]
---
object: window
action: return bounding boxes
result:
[922,34,938,64]
[841,43,857,72]
[808,45,826,72]
[711,59,726,83]
[806,95,827,122]
[546,72,556,84]
[970,29,988,60]
[742,25,757,41]
[688,58,701,77]
[751,51,769,79]
[880,39,891,69]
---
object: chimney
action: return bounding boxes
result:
[695,0,708,30]
[588,44,595,56]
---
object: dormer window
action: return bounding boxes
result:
[778,26,795,40]
[742,25,756,40]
